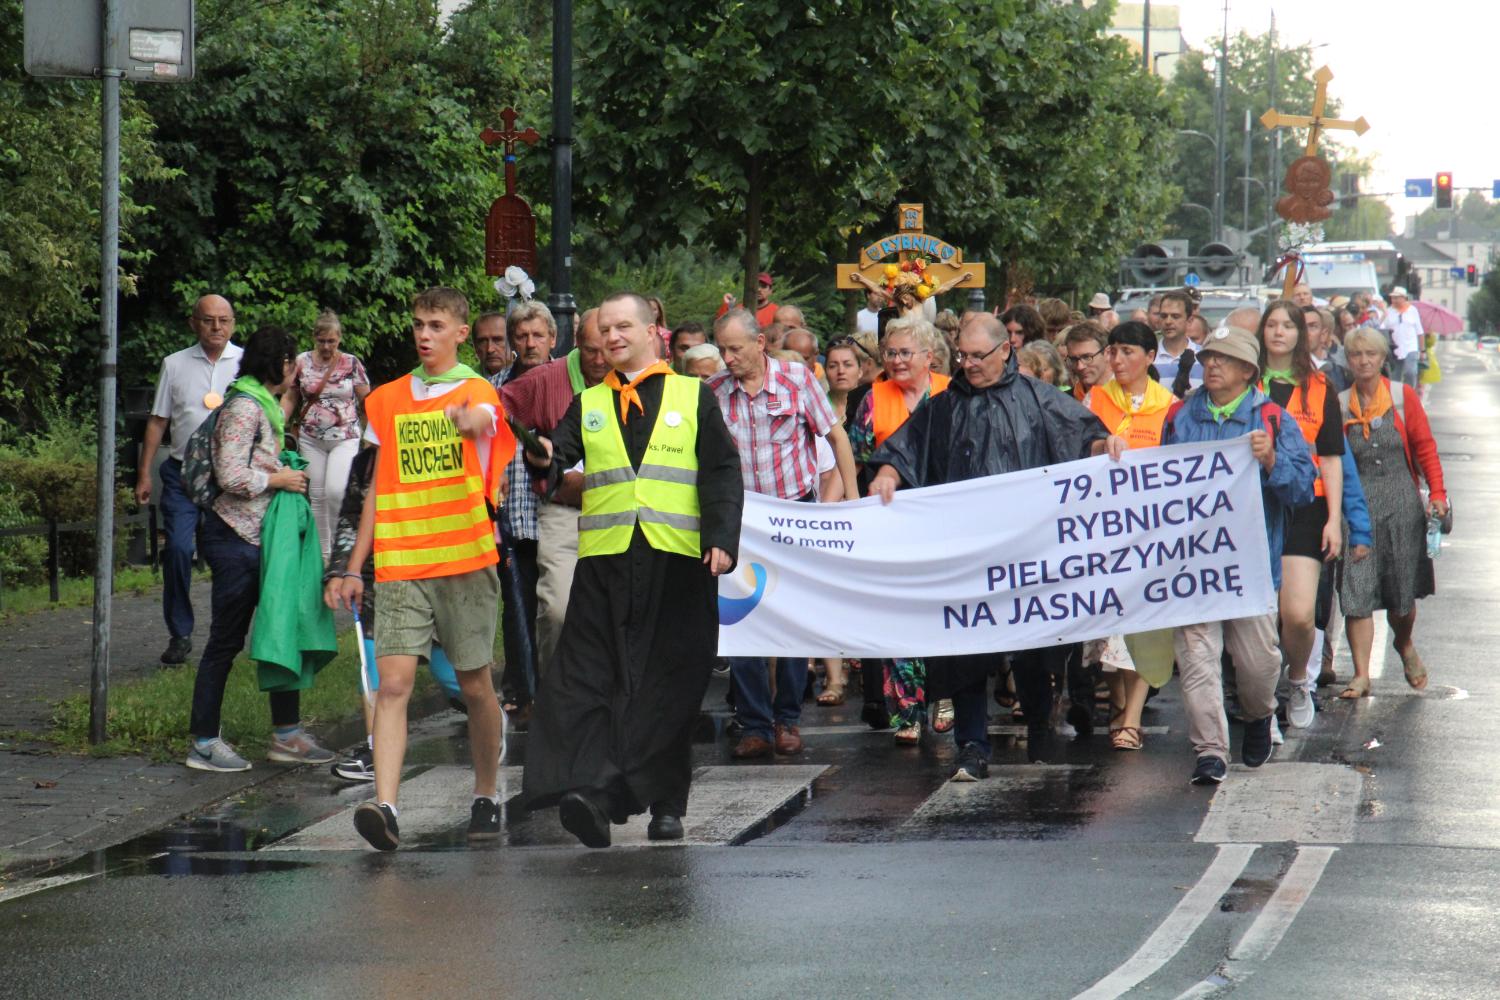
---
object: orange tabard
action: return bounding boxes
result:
[1277,372,1330,498]
[1085,387,1170,450]
[363,376,509,582]
[872,373,950,448]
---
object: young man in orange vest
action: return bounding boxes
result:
[327,287,515,852]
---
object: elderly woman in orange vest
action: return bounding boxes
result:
[1081,320,1176,751]
[1257,300,1345,730]
[848,315,952,742]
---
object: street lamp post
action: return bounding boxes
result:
[1177,129,1220,243]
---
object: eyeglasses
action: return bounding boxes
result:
[1065,348,1104,367]
[882,348,927,362]
[828,336,874,361]
[1198,352,1237,368]
[954,342,1004,365]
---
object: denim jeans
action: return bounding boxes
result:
[1397,353,1420,387]
[500,538,539,706]
[189,512,298,738]
[730,656,806,739]
[158,458,201,639]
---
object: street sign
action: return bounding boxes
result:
[1182,271,1202,288]
[1405,178,1434,198]
[1493,180,1500,199]
[24,0,194,83]
[1451,267,1466,279]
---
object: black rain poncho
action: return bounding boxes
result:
[870,354,1110,487]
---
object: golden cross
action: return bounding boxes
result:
[1260,65,1369,156]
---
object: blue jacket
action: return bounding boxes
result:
[1339,442,1372,550]
[1164,387,1317,590]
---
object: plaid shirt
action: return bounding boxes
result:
[491,366,538,541]
[707,355,835,499]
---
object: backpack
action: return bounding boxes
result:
[181,391,260,510]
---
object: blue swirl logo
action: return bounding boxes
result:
[718,561,771,626]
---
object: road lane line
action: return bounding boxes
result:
[1172,846,1339,998]
[0,871,100,903]
[1228,846,1338,961]
[1193,763,1362,844]
[1070,843,1258,1000]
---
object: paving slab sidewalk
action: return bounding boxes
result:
[0,580,279,875]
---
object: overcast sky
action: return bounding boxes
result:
[1175,0,1497,235]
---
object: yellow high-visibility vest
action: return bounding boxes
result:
[578,374,701,558]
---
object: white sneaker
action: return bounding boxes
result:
[1286,683,1315,729]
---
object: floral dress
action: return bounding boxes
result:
[294,351,369,441]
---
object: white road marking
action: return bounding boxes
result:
[898,765,1090,833]
[266,764,826,851]
[1370,613,1388,681]
[1069,843,1259,1000]
[1194,763,1363,845]
[1172,846,1339,998]
[0,871,100,904]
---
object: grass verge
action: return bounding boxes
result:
[43,630,439,762]
[0,567,209,623]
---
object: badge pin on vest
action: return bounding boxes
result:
[583,410,606,432]
[664,411,682,428]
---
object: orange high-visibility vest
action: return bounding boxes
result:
[363,376,509,582]
[871,373,950,448]
[1275,372,1330,498]
[1085,387,1170,450]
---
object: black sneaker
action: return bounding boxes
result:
[1191,755,1228,785]
[950,742,990,782]
[1242,715,1274,768]
[1066,701,1094,739]
[468,797,501,841]
[331,747,374,783]
[861,701,892,731]
[161,636,192,665]
[1025,723,1053,764]
[353,801,400,851]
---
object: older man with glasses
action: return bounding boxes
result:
[867,314,1123,777]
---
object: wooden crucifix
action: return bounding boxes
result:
[1261,66,1370,297]
[481,107,542,276]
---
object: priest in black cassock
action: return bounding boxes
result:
[522,292,743,847]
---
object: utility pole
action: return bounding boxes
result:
[89,0,123,744]
[548,0,576,353]
[1143,0,1151,73]
[1212,0,1228,243]
[1264,11,1278,264]
[1242,108,1252,241]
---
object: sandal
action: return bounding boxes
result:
[1111,726,1143,751]
[816,683,847,707]
[1399,647,1428,690]
[931,699,955,733]
[893,724,922,745]
[1339,676,1372,699]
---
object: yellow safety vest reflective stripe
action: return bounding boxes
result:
[578,374,701,558]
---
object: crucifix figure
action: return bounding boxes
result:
[481,107,542,277]
[1261,66,1370,296]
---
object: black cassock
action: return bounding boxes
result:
[522,372,743,819]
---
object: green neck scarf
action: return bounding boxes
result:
[227,375,285,441]
[1263,367,1296,385]
[1207,386,1252,424]
[565,349,586,395]
[410,361,482,385]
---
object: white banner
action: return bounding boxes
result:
[717,437,1275,658]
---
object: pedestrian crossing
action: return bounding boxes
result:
[266,764,829,851]
[264,755,1365,854]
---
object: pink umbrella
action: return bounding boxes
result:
[1414,299,1463,335]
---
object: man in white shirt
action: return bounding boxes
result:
[135,295,244,665]
[1378,286,1423,386]
[855,289,884,334]
[1153,290,1201,395]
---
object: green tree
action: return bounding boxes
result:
[0,0,172,425]
[1468,265,1500,334]
[126,0,549,386]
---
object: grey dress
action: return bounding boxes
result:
[1338,418,1434,617]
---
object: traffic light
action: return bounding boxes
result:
[1468,264,1479,286]
[1436,172,1453,209]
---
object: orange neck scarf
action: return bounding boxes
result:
[604,362,673,423]
[1344,378,1393,440]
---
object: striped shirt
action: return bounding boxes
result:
[707,355,835,499]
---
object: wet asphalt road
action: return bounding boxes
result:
[4,343,1499,1000]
